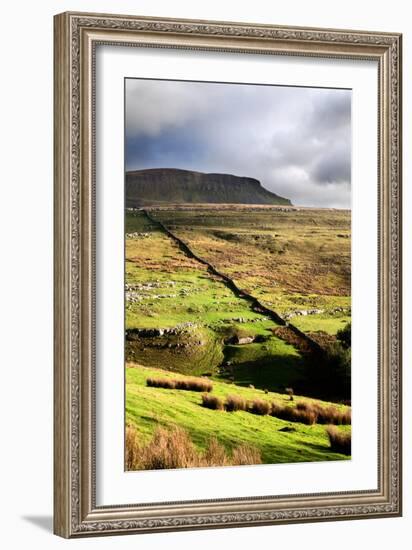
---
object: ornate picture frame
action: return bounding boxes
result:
[53,11,402,538]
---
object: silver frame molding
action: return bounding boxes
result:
[53,11,402,538]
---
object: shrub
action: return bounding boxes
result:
[248,399,271,415]
[225,394,247,412]
[201,393,224,410]
[336,322,351,349]
[303,335,351,402]
[326,426,351,455]
[321,342,351,400]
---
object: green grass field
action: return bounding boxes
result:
[126,364,350,465]
[125,207,351,468]
[291,313,351,335]
[125,210,303,384]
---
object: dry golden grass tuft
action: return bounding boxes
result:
[134,425,199,470]
[146,376,213,392]
[269,400,351,426]
[175,377,213,392]
[146,377,176,389]
[125,425,262,470]
[232,444,262,466]
[198,390,350,427]
[225,394,247,412]
[315,404,351,425]
[201,393,225,410]
[202,437,228,466]
[270,401,317,425]
[125,425,141,470]
[326,426,351,455]
[248,399,271,416]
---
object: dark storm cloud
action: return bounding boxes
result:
[125,79,351,208]
[312,146,351,184]
[309,91,351,132]
[126,130,206,169]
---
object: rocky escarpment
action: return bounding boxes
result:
[125,168,291,206]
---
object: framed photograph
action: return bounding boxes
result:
[53,12,402,537]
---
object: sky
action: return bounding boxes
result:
[125,78,351,208]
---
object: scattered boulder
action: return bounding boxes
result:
[237,336,254,345]
[125,321,199,341]
[226,334,255,345]
[125,232,150,239]
[283,308,324,320]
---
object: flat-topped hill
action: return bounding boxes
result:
[125,168,291,206]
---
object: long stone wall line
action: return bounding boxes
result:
[142,209,325,355]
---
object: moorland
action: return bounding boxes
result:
[125,203,352,469]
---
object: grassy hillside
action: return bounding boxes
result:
[126,364,351,465]
[125,211,303,388]
[151,207,351,334]
[124,206,351,469]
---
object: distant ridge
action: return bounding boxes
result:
[125,168,291,207]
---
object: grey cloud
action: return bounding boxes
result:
[309,91,351,134]
[126,79,351,208]
[311,144,351,184]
